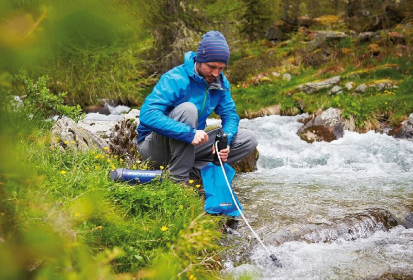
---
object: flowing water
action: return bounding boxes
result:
[217,115,413,280]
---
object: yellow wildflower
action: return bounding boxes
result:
[120,159,124,162]
[64,140,69,144]
[133,165,137,169]
[160,165,164,170]
[114,155,118,158]
[104,147,109,151]
[97,226,103,230]
[195,184,201,188]
[179,205,184,210]
[86,167,90,171]
[161,226,168,232]
[107,159,111,163]
[60,170,67,175]
[189,180,194,184]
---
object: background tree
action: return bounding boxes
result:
[239,0,273,42]
[141,0,206,73]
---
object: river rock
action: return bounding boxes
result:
[51,117,107,151]
[230,148,259,173]
[266,208,398,245]
[296,76,341,94]
[388,113,413,139]
[297,108,351,143]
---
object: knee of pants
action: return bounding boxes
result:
[241,129,259,154]
[172,102,198,126]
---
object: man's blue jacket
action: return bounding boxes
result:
[137,51,240,145]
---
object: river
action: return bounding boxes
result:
[218,114,413,280]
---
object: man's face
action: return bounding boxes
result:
[197,62,226,83]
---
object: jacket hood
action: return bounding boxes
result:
[184,51,197,77]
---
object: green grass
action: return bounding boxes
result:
[0,115,226,279]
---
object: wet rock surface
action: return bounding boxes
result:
[389,113,413,140]
[231,148,259,173]
[297,108,351,143]
[366,272,413,280]
[265,208,399,245]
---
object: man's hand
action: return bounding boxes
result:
[212,145,230,162]
[192,130,209,145]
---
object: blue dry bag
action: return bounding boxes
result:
[201,163,242,217]
[201,130,243,217]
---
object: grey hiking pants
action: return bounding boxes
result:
[137,102,258,182]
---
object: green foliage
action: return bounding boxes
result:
[337,37,353,49]
[0,0,152,106]
[11,73,84,121]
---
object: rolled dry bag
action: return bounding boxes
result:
[110,168,162,184]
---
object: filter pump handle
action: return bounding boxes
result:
[213,129,228,165]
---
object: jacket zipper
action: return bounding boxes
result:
[199,86,208,117]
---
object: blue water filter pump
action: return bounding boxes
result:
[110,168,162,184]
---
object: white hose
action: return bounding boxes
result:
[215,141,275,258]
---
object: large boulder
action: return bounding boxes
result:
[297,108,352,143]
[51,117,107,151]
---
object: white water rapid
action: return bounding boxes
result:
[218,115,413,280]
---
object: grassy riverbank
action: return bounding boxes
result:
[229,29,413,131]
[0,115,225,279]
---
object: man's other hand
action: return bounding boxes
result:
[192,130,209,145]
[212,145,230,163]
